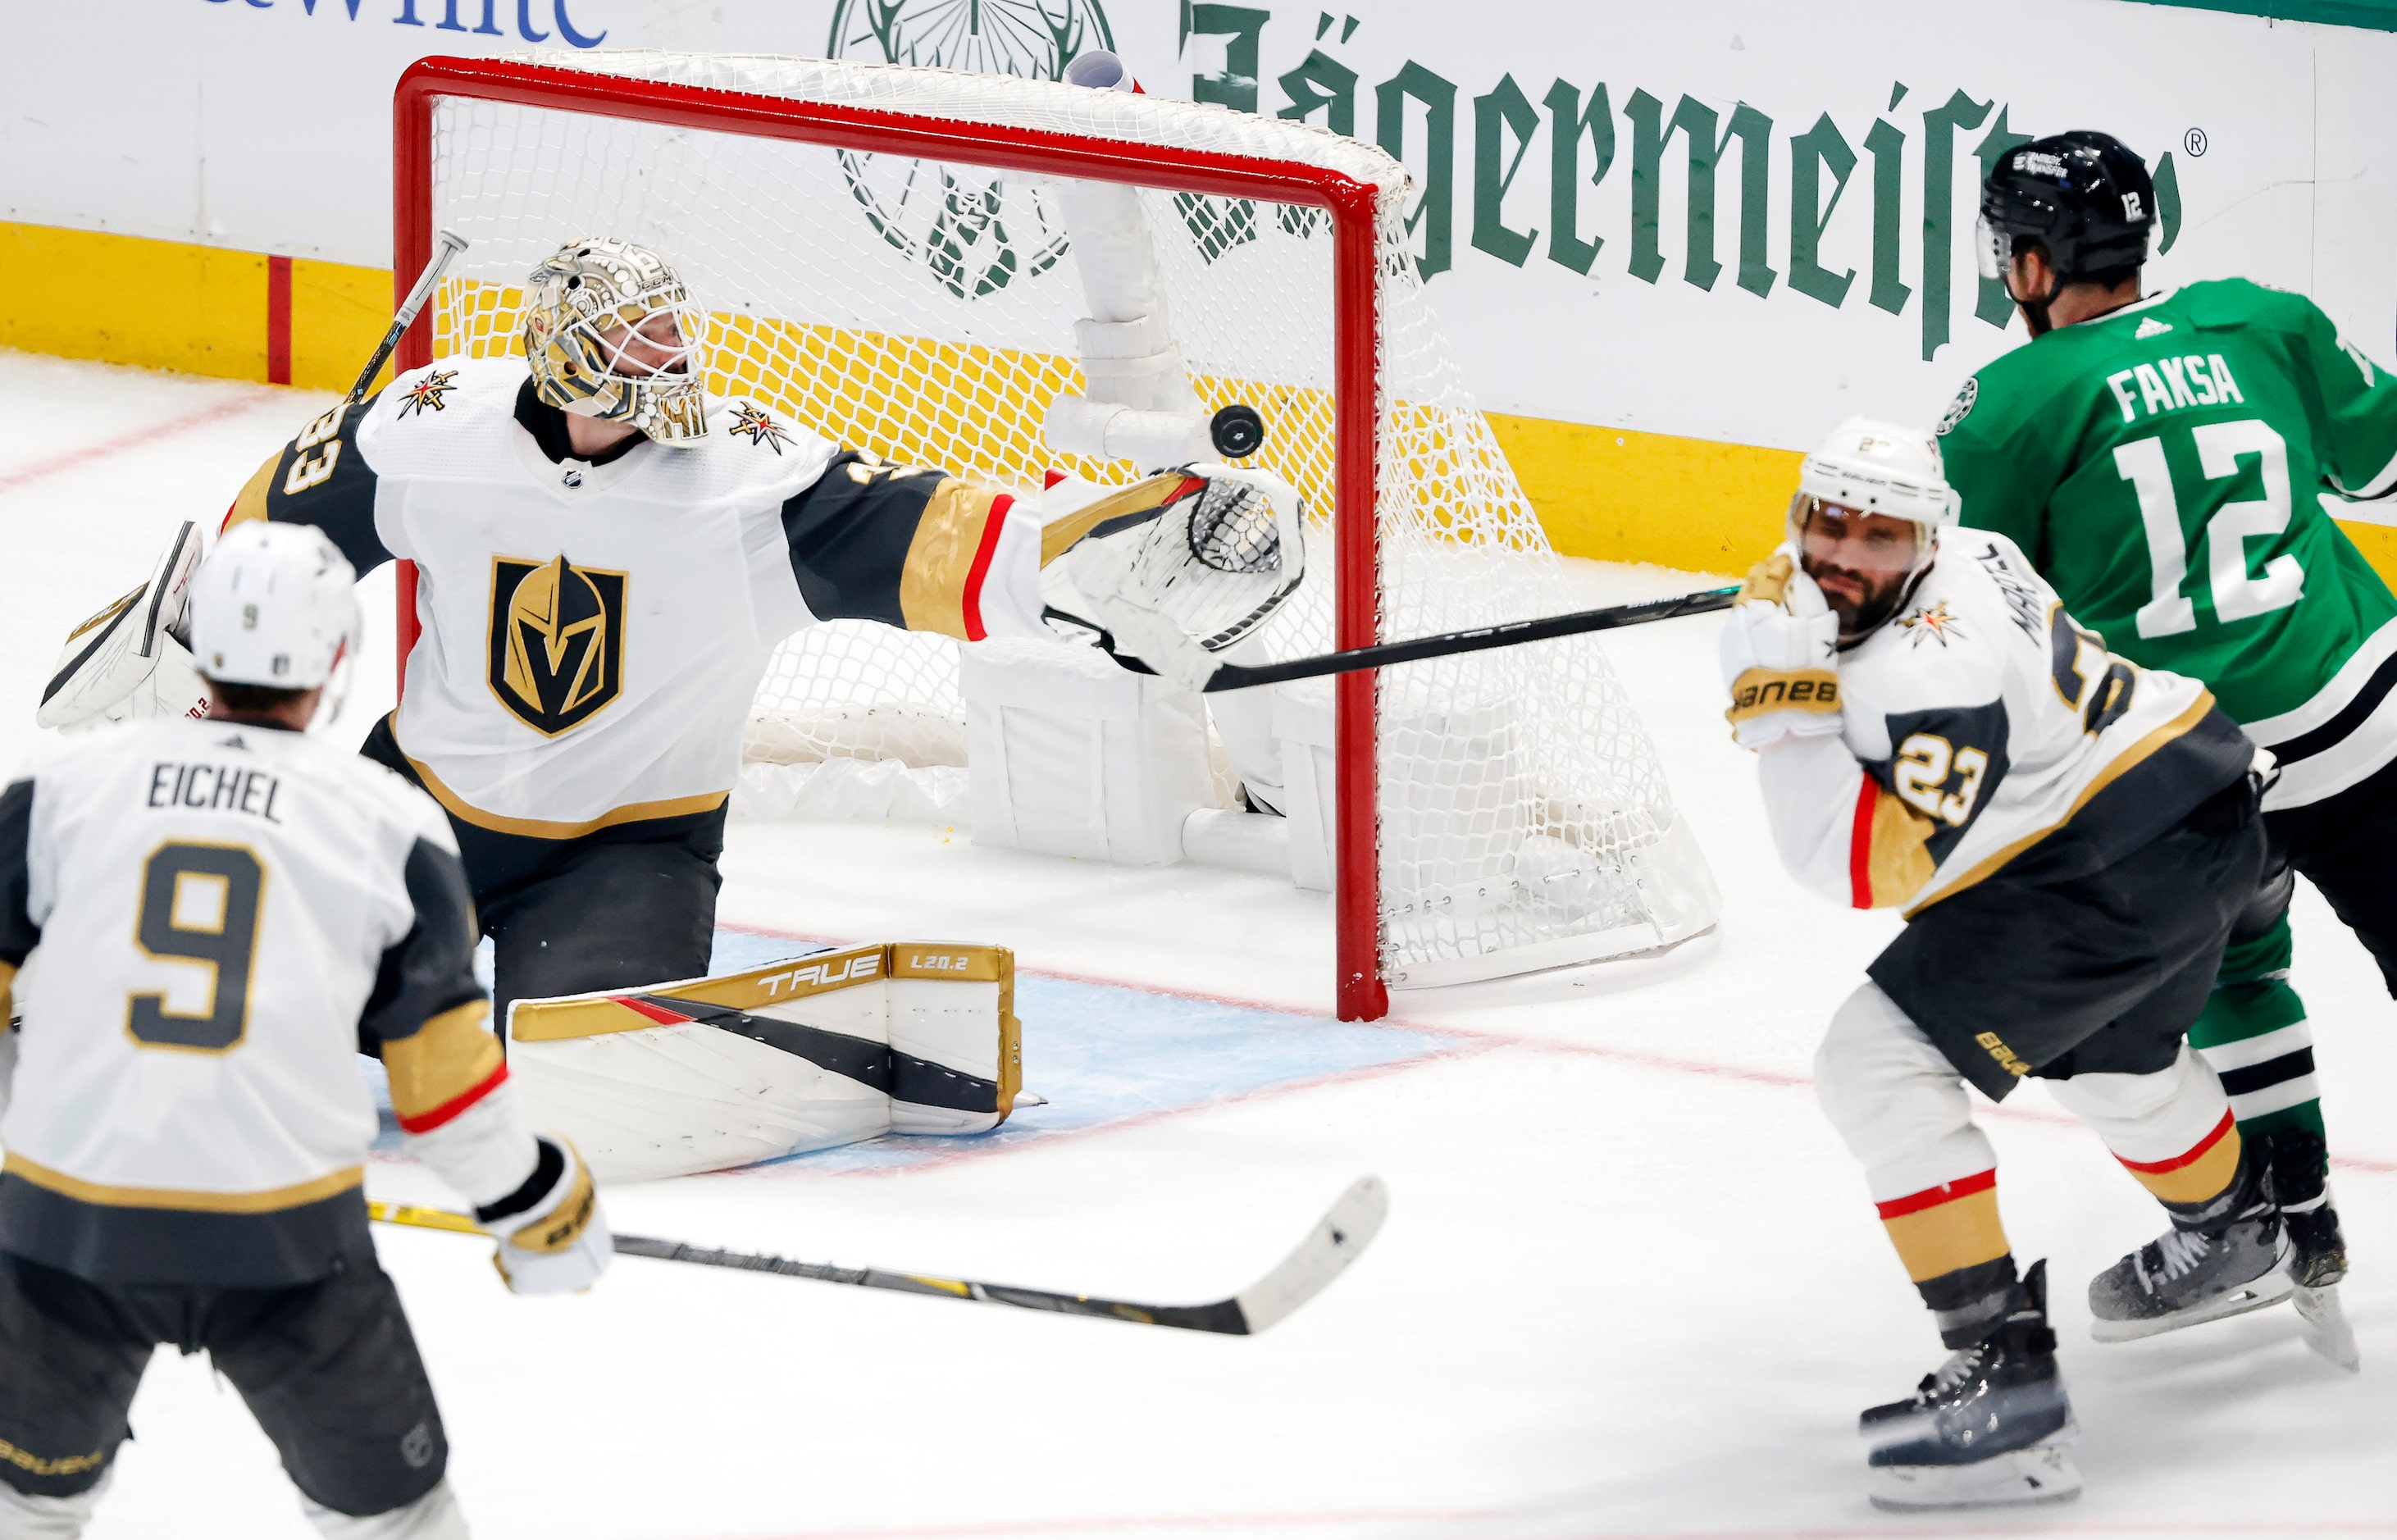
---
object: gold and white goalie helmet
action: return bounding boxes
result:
[521,238,709,444]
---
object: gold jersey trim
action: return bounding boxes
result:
[3,1153,363,1214]
[391,715,728,839]
[226,451,278,529]
[383,999,503,1128]
[897,479,1006,640]
[1903,691,2219,919]
[1037,472,1188,567]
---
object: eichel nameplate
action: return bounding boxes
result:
[487,554,627,736]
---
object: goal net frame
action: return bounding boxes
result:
[390,54,1710,1023]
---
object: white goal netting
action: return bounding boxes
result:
[418,50,1716,993]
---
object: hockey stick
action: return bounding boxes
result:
[367,1173,1386,1335]
[1100,585,1740,691]
[348,228,469,403]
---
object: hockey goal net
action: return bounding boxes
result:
[394,51,1716,1020]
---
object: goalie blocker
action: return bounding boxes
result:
[504,942,1023,1182]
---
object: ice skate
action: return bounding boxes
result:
[2089,1195,2291,1342]
[1864,1261,2081,1510]
[2260,1128,2349,1289]
[2293,1283,2362,1373]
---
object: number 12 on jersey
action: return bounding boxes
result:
[2115,417,2306,638]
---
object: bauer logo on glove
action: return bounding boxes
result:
[1727,671,1840,722]
[1719,551,1845,749]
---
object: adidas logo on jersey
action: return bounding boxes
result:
[2135,317,2173,339]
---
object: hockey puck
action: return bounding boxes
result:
[1210,403,1266,458]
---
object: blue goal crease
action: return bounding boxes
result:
[367,927,1453,1173]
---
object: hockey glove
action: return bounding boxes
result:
[478,1135,612,1295]
[1047,464,1306,692]
[37,521,211,729]
[1720,551,1843,749]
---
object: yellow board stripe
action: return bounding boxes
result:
[4,1152,362,1214]
[23,219,2397,599]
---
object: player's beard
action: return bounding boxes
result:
[1804,558,1914,643]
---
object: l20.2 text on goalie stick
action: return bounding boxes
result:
[369,1174,1387,1335]
[347,227,470,403]
[1105,585,1742,693]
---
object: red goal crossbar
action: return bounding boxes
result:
[390,57,1392,1019]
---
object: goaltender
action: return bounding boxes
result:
[35,239,1300,1027]
[0,523,607,1538]
[1726,418,2279,1508]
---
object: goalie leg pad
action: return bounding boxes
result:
[506,944,1022,1181]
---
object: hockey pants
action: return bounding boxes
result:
[1817,982,2244,1344]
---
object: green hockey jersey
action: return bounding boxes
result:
[1939,278,2397,809]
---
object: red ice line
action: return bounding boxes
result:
[713,923,2397,1178]
[0,387,291,498]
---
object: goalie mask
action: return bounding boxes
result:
[1788,416,1959,640]
[522,238,709,444]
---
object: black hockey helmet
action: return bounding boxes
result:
[1978,131,2154,311]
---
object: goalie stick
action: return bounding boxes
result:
[348,227,469,403]
[367,1173,1386,1335]
[1098,585,1740,692]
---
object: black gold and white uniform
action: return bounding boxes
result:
[224,357,1066,1017]
[1752,528,2263,1096]
[0,717,535,1517]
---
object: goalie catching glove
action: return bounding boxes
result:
[1044,463,1307,691]
[1720,551,1843,749]
[473,1133,613,1295]
[37,521,212,728]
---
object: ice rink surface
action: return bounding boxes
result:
[1,350,2391,1538]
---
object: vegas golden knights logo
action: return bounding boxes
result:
[487,555,627,736]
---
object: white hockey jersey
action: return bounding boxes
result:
[0,718,537,1287]
[223,358,1056,837]
[1745,531,2257,913]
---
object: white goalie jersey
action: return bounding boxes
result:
[221,358,1060,839]
[1741,531,2258,913]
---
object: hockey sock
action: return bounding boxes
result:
[2188,912,2327,1195]
[2117,1109,2247,1223]
[1875,1169,2019,1347]
[2047,1047,2244,1219]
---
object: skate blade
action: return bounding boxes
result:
[1868,1440,2083,1510]
[2294,1286,2363,1374]
[2090,1269,2296,1342]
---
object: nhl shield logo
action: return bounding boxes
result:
[487,554,627,736]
